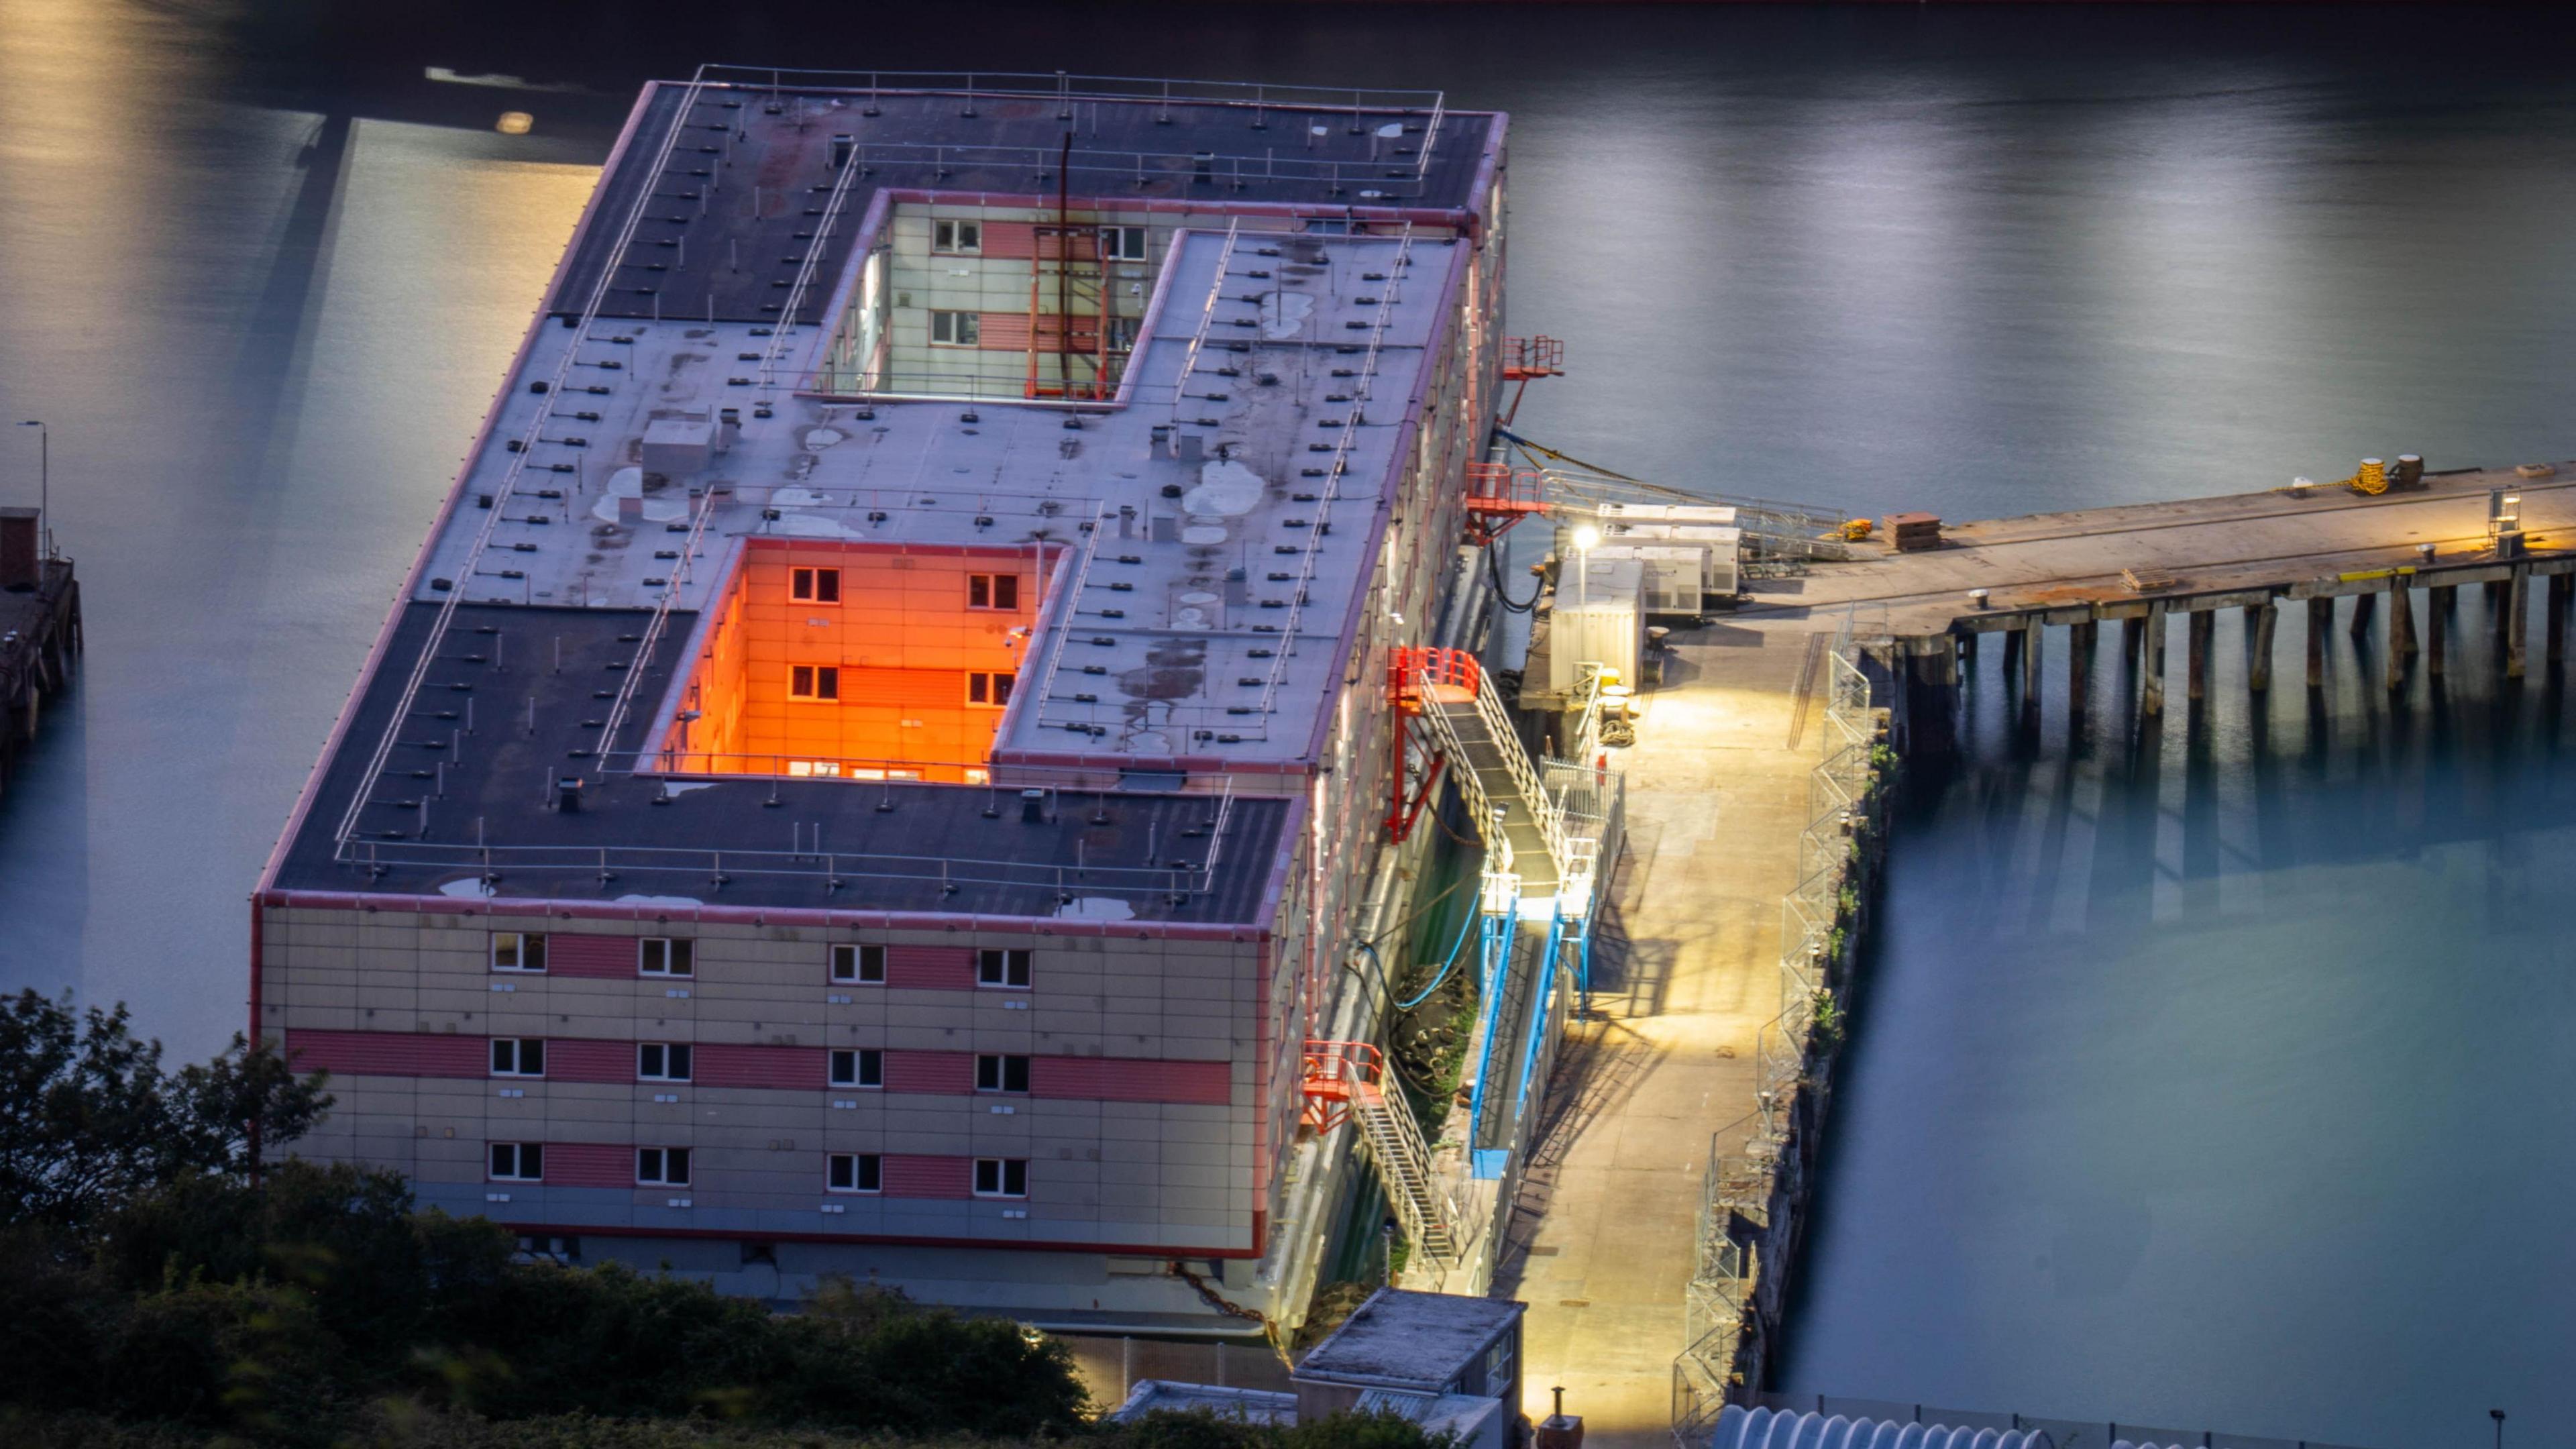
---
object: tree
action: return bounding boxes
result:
[0,989,331,1230]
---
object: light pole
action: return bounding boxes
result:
[17,421,44,559]
[1570,522,1600,610]
[2490,1409,2504,1449]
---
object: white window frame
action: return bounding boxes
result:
[965,573,1020,611]
[973,1157,1028,1199]
[637,1042,694,1083]
[490,1038,547,1078]
[1100,225,1147,262]
[829,1048,883,1089]
[636,1146,692,1187]
[975,1053,1030,1093]
[966,670,1015,708]
[930,309,981,346]
[489,1142,544,1181]
[790,664,841,700]
[790,566,841,603]
[787,759,844,778]
[491,931,547,972]
[828,1152,883,1194]
[932,219,982,254]
[977,947,1033,989]
[639,936,694,977]
[831,944,887,984]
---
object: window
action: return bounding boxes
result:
[1101,225,1148,262]
[973,1158,1028,1198]
[490,1038,547,1077]
[790,665,841,700]
[975,1054,1030,1093]
[932,219,981,254]
[788,759,843,777]
[965,574,1020,610]
[514,1234,580,1263]
[492,932,547,972]
[489,1142,544,1181]
[828,1153,883,1193]
[967,671,1015,708]
[791,566,841,603]
[638,1042,694,1082]
[831,944,887,984]
[829,1049,883,1088]
[636,1146,692,1186]
[930,309,981,346]
[639,937,694,976]
[977,948,1032,989]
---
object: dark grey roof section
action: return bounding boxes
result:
[272,603,1286,924]
[555,80,1489,326]
[1293,1289,1521,1390]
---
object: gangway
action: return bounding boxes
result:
[1303,1040,1460,1265]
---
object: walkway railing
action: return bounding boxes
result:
[1724,1393,2381,1449]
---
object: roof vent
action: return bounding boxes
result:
[1021,788,1047,824]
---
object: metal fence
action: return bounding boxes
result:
[1675,634,1884,1442]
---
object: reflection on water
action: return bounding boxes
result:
[1786,604,2576,1447]
[2,5,2574,1445]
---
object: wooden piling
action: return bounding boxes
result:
[2121,616,2145,662]
[2070,621,2098,714]
[2348,590,2376,638]
[2248,602,2276,692]
[2389,576,2417,657]
[2187,608,2212,702]
[2142,602,2167,716]
[2306,598,2329,688]
[2428,586,2447,678]
[2020,618,2042,704]
[2506,566,2530,679]
[2549,574,2570,664]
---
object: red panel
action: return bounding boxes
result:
[1034,1055,1232,1106]
[547,933,636,978]
[545,1038,633,1084]
[542,1141,633,1188]
[885,945,974,991]
[284,1028,484,1079]
[880,1154,971,1199]
[698,1043,826,1091]
[975,313,1102,354]
[885,1050,974,1095]
[974,222,1099,263]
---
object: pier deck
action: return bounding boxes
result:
[1758,461,2576,640]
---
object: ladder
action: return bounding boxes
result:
[1303,1040,1459,1265]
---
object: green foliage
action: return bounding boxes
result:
[1809,989,1845,1054]
[0,989,331,1232]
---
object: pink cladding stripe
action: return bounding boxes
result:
[885,945,975,990]
[546,933,637,978]
[884,1050,973,1094]
[541,1142,634,1189]
[284,1028,483,1079]
[697,1044,825,1090]
[545,1038,633,1084]
[1034,1056,1232,1106]
[879,1155,971,1199]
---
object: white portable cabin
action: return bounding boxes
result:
[1592,543,1713,615]
[1548,554,1646,693]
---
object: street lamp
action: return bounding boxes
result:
[15,421,42,559]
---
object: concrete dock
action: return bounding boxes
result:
[1505,621,1831,1448]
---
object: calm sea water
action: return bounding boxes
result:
[2,4,2569,1444]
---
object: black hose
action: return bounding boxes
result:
[1486,543,1538,614]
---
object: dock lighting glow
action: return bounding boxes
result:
[496,111,535,135]
[1572,524,1601,552]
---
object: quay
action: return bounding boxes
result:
[1498,453,2573,1448]
[0,507,79,803]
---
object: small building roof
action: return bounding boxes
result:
[1110,1381,1298,1424]
[1293,1289,1521,1391]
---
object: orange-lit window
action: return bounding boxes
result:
[787,760,843,777]
[967,574,1020,610]
[790,665,840,700]
[792,567,840,603]
[967,671,1014,708]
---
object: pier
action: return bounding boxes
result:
[0,508,79,802]
[1499,455,2576,1447]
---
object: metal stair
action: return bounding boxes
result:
[1303,1040,1459,1265]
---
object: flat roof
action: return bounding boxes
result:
[266,73,1499,920]
[1294,1289,1521,1389]
[557,76,1495,326]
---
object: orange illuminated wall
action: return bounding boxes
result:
[669,539,1049,782]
